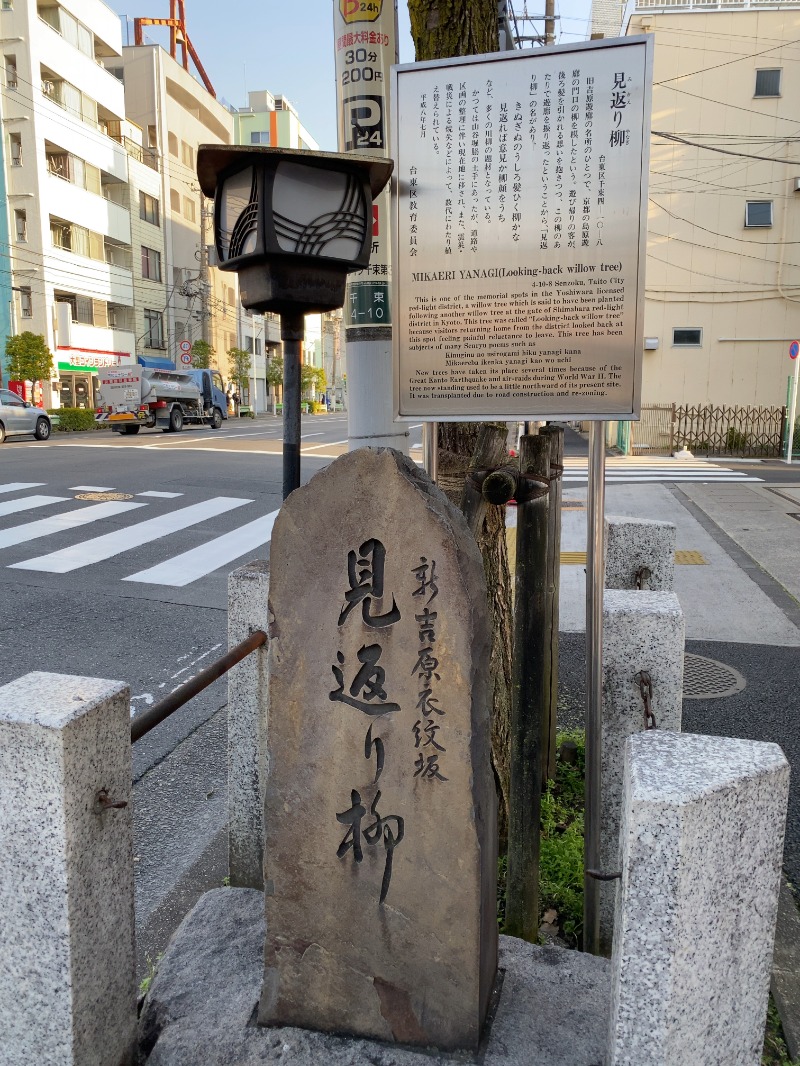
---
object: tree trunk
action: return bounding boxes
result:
[408,2,511,842]
[408,0,498,60]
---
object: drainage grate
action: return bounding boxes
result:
[683,653,746,699]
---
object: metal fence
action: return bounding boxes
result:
[674,404,786,457]
[627,404,787,457]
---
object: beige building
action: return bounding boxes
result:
[620,0,800,409]
[115,43,235,369]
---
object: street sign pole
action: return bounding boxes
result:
[786,341,799,464]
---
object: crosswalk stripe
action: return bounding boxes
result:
[0,482,45,495]
[10,496,253,575]
[0,501,146,551]
[125,509,280,587]
[136,491,184,498]
[68,485,115,491]
[0,495,68,518]
[563,474,762,483]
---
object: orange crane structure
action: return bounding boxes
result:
[133,0,215,98]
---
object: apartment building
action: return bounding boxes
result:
[618,0,800,408]
[1,0,139,407]
[118,42,235,370]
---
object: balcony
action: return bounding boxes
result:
[46,172,131,244]
[56,319,136,362]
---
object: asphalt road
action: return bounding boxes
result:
[0,414,424,970]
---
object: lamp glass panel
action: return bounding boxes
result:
[220,167,259,261]
[272,161,366,261]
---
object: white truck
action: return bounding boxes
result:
[96,364,228,434]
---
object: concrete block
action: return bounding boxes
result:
[600,590,684,952]
[139,887,612,1066]
[605,515,676,591]
[0,671,137,1066]
[228,560,270,889]
[609,731,789,1066]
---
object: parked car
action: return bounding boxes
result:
[0,388,51,443]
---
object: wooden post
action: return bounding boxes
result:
[504,433,550,942]
[539,425,563,784]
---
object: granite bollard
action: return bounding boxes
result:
[228,560,270,889]
[604,515,676,591]
[258,448,497,1050]
[608,731,789,1066]
[0,672,137,1066]
[600,590,684,953]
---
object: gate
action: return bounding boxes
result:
[630,405,675,456]
[674,405,786,457]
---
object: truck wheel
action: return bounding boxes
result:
[122,425,140,435]
[145,413,156,429]
[169,406,184,433]
[210,406,223,430]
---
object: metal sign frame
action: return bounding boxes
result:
[390,36,653,422]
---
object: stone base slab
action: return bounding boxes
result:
[140,889,610,1066]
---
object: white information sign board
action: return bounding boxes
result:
[391,37,653,421]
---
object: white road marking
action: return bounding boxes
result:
[137,491,183,498]
[125,509,279,586]
[0,501,145,551]
[69,485,115,491]
[10,496,253,574]
[302,439,349,451]
[301,432,323,438]
[0,495,68,518]
[0,483,45,494]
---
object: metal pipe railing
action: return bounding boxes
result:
[130,629,267,743]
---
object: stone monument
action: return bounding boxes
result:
[258,448,498,1050]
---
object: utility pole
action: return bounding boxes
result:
[199,194,211,345]
[545,0,556,45]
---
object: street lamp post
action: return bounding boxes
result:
[197,145,393,498]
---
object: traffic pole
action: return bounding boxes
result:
[786,341,799,464]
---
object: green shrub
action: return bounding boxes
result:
[47,407,97,432]
[497,729,586,945]
[725,426,748,452]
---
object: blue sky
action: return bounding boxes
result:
[110,0,594,151]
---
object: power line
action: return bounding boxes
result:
[654,36,800,85]
[648,197,800,247]
[646,249,800,289]
[652,131,800,164]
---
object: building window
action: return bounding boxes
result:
[5,54,16,88]
[170,188,181,213]
[141,246,162,281]
[250,131,270,145]
[19,286,31,317]
[755,69,781,97]
[139,191,160,226]
[14,209,26,241]
[147,125,157,149]
[181,140,194,168]
[9,131,21,166]
[745,201,773,228]
[168,132,178,157]
[672,328,702,347]
[144,309,165,349]
[183,196,196,223]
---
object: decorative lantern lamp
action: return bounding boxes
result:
[197,145,393,497]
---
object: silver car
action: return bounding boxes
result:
[0,388,51,443]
